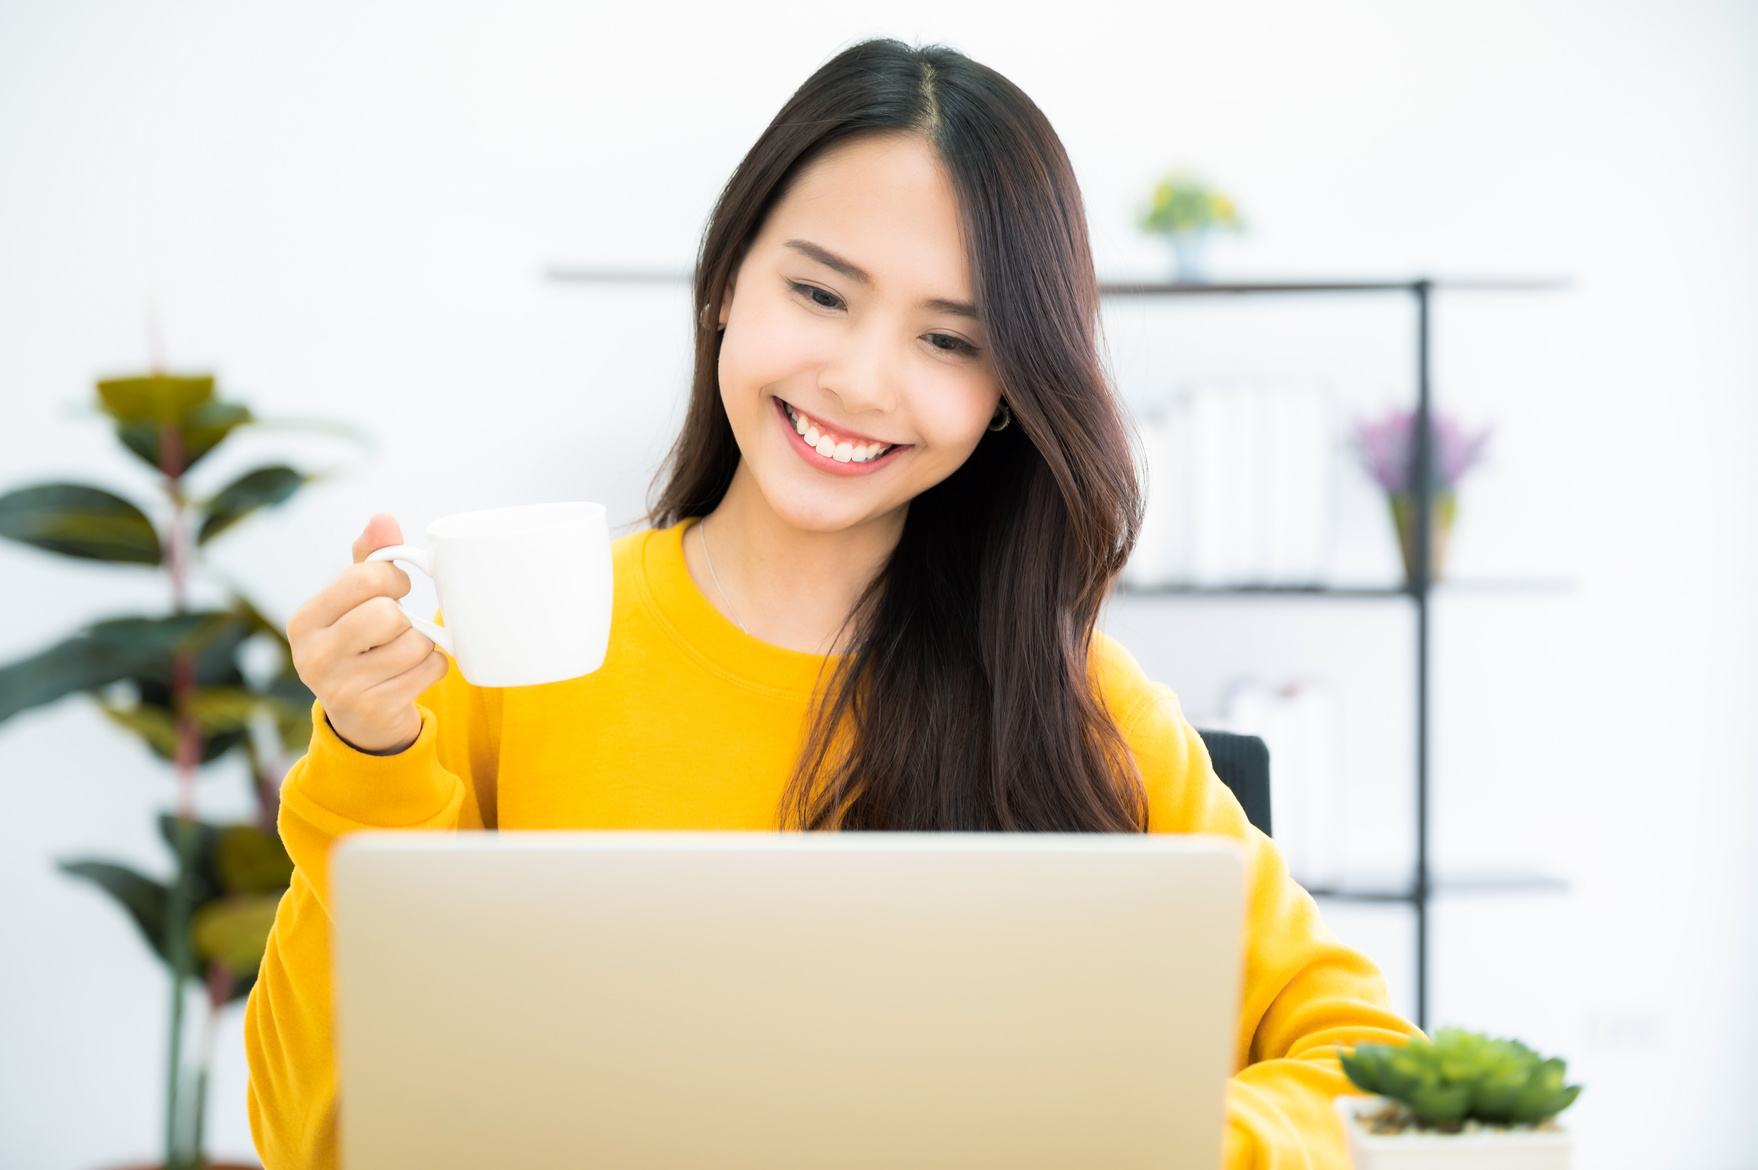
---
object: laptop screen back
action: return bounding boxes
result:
[331,831,1244,1170]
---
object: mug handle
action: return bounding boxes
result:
[364,545,456,656]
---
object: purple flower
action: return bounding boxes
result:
[1352,409,1491,494]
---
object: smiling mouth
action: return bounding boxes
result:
[776,398,904,466]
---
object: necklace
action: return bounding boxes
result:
[698,516,748,634]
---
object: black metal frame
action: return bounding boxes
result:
[1103,276,1568,1030]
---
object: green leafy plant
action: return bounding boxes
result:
[0,371,344,1169]
[1340,1028,1583,1130]
[1138,170,1245,238]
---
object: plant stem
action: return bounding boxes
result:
[160,419,203,1169]
[190,964,230,1170]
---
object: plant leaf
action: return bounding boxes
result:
[215,824,293,893]
[176,685,308,761]
[116,399,253,476]
[96,374,214,423]
[0,483,160,564]
[1508,1060,1577,1122]
[97,699,180,758]
[0,606,272,771]
[118,610,257,764]
[0,611,213,725]
[1408,1083,1471,1126]
[0,608,249,727]
[101,700,249,763]
[187,685,265,734]
[232,596,291,646]
[59,860,173,965]
[190,893,283,978]
[1338,1047,1382,1094]
[266,667,315,754]
[157,814,224,906]
[196,465,307,545]
[0,635,127,724]
[1468,1063,1531,1122]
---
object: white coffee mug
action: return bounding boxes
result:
[366,501,613,688]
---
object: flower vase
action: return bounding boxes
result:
[1167,230,1210,283]
[1389,492,1456,585]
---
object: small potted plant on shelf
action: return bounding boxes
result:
[1336,1028,1582,1169]
[1138,170,1244,282]
[1351,408,1491,585]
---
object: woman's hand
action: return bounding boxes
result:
[287,514,450,755]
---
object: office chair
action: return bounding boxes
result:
[1193,729,1272,838]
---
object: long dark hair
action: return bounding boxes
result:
[650,40,1146,832]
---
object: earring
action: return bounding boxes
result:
[988,401,1012,432]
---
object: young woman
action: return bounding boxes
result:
[247,39,1414,1169]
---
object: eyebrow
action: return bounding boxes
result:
[925,297,980,321]
[786,239,870,283]
[785,238,980,321]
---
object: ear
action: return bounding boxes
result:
[715,272,737,328]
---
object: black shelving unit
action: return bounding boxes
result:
[546,266,1570,1030]
[1103,276,1569,1030]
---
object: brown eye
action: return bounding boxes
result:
[792,282,844,310]
[926,333,975,354]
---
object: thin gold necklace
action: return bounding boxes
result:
[698,516,748,634]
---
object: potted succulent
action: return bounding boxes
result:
[1351,409,1491,585]
[0,370,350,1169]
[1138,170,1244,282]
[1335,1028,1582,1169]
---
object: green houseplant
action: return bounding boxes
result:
[0,371,335,1170]
[1335,1028,1582,1169]
[1138,170,1244,282]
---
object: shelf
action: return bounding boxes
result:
[1098,277,1570,297]
[1116,578,1574,600]
[546,267,691,284]
[1306,874,1571,903]
[542,270,1572,297]
[544,255,1572,1032]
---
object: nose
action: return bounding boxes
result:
[818,314,900,417]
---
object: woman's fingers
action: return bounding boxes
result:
[364,643,450,704]
[289,562,411,640]
[307,629,443,730]
[353,513,405,564]
[326,594,418,657]
[355,625,441,681]
[285,514,438,756]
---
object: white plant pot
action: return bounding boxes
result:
[1336,1095,1572,1170]
[1167,229,1210,282]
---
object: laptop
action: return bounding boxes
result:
[330,831,1245,1169]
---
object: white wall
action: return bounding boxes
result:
[2,1,1754,1167]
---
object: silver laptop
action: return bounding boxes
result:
[330,832,1245,1169]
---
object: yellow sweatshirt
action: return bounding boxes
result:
[244,519,1413,1167]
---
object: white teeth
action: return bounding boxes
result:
[789,403,892,464]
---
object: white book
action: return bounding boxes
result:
[1129,378,1336,589]
[1262,381,1334,585]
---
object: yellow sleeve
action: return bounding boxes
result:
[1120,680,1417,1170]
[243,660,501,1170]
